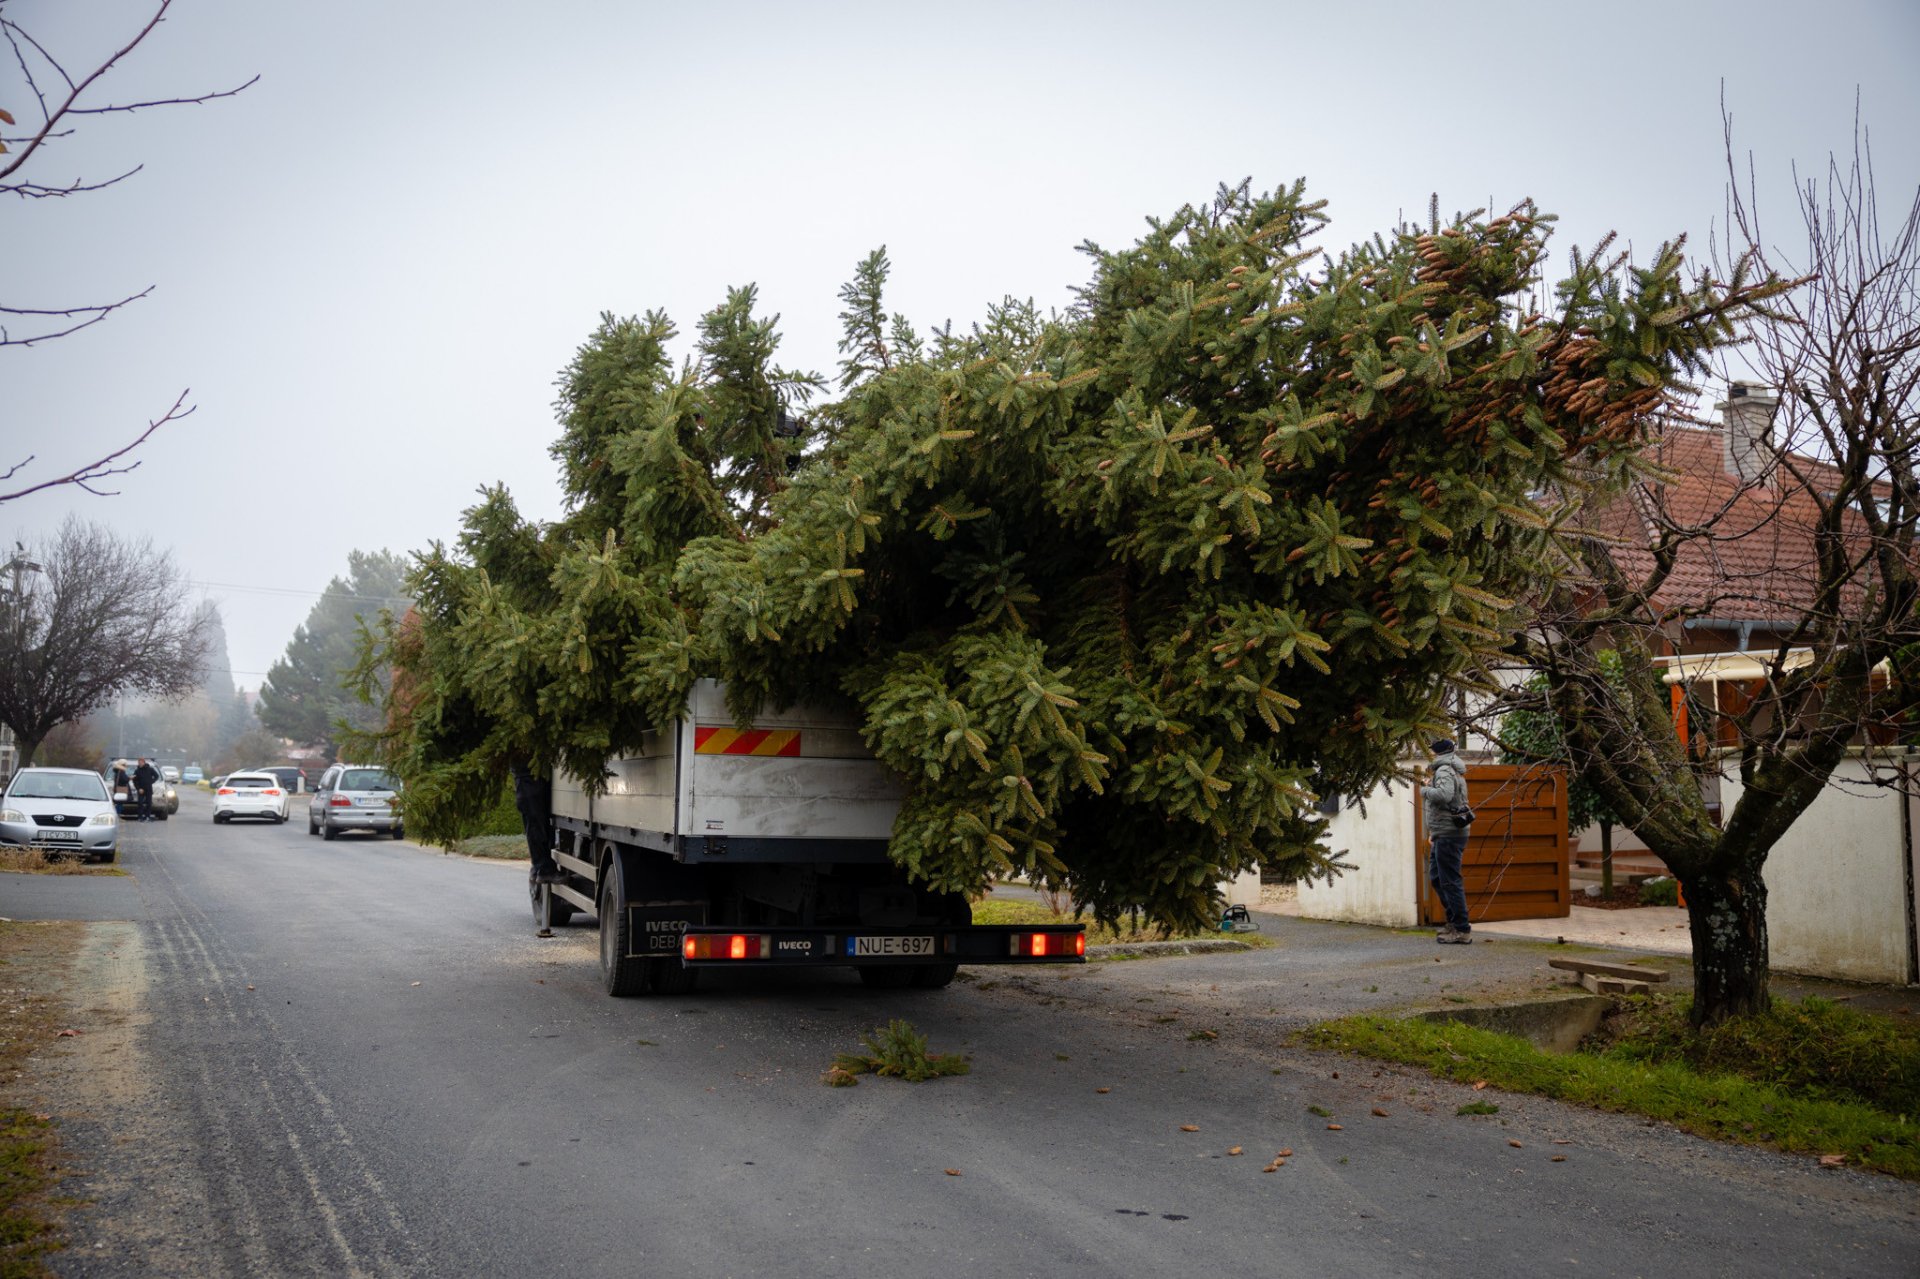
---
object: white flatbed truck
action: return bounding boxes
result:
[537,680,1084,995]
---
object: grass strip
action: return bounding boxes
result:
[971,897,1269,948]
[0,852,124,877]
[1306,1010,1920,1179]
[0,1109,60,1271]
[447,834,529,860]
[0,921,78,1276]
[1604,994,1920,1114]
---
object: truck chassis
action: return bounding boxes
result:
[536,819,1082,996]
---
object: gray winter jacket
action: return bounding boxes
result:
[1422,752,1470,838]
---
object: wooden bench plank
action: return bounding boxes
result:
[1548,957,1671,982]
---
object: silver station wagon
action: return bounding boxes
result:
[308,764,404,841]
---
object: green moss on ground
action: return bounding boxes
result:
[1307,993,1920,1179]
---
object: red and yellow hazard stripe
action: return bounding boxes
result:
[694,726,801,757]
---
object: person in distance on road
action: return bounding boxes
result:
[1422,738,1473,944]
[132,757,160,822]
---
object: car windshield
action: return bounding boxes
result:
[7,773,108,802]
[341,769,398,792]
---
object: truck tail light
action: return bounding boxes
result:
[1010,931,1085,958]
[683,933,772,961]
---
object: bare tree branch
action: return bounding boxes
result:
[0,389,194,503]
[0,287,153,346]
[0,0,254,193]
[1,164,144,200]
[0,0,251,503]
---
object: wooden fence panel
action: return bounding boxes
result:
[1416,763,1570,924]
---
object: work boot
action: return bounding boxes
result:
[1436,928,1473,945]
[531,864,565,884]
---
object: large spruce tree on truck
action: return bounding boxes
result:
[370,181,1770,931]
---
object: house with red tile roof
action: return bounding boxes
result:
[1288,383,1920,982]
[1596,382,1891,655]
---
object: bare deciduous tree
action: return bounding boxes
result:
[1502,107,1920,1025]
[0,0,254,503]
[0,517,214,767]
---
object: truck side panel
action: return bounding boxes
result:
[687,754,901,841]
[551,726,676,829]
[552,679,902,846]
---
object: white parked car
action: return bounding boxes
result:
[212,771,290,824]
[0,767,119,863]
[160,765,180,783]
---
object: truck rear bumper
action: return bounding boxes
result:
[675,924,1085,967]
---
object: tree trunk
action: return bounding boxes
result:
[1599,820,1614,897]
[14,729,44,770]
[1679,863,1771,1026]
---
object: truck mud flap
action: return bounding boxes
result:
[678,924,1085,967]
[624,902,708,959]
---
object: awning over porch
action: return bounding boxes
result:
[1655,648,1888,684]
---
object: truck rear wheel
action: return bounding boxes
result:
[599,874,648,996]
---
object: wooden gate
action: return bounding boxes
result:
[1416,763,1570,924]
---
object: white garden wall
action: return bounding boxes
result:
[1295,781,1421,928]
[1721,756,1920,985]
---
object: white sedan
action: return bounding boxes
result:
[212,771,290,824]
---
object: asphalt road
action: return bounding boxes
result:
[25,788,1920,1278]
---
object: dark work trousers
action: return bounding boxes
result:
[512,768,555,873]
[1427,833,1470,933]
[136,785,154,820]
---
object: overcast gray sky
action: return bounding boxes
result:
[7,0,1919,686]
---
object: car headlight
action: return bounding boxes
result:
[0,808,24,823]
[88,812,116,826]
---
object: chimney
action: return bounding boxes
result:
[1716,380,1777,484]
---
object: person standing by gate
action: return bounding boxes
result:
[1422,738,1473,943]
[132,757,159,822]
